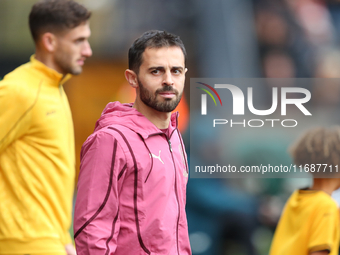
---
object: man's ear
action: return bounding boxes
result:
[125,69,138,88]
[40,32,57,52]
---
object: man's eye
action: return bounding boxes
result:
[75,39,85,44]
[173,69,181,74]
[152,70,160,74]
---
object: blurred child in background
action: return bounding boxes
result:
[269,127,340,255]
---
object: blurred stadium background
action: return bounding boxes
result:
[2,0,340,254]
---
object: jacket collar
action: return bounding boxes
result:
[30,55,72,86]
[131,110,179,140]
[95,102,179,139]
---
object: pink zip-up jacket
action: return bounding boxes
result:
[74,102,191,255]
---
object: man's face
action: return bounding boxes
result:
[137,46,186,112]
[53,21,92,75]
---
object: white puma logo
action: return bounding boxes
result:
[150,150,164,164]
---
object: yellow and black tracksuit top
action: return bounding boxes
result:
[0,56,75,254]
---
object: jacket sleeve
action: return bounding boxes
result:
[0,81,32,154]
[74,131,127,255]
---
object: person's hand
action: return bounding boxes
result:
[65,244,77,255]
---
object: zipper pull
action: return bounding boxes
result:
[168,140,172,152]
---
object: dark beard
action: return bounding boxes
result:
[138,79,182,112]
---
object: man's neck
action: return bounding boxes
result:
[133,99,171,129]
[35,49,63,75]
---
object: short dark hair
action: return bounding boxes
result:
[29,0,91,42]
[290,126,340,176]
[128,30,187,73]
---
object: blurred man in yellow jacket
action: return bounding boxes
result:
[0,1,92,254]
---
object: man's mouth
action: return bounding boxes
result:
[77,58,86,66]
[158,92,176,99]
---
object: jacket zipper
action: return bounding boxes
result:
[59,84,73,158]
[148,122,180,254]
[167,138,180,255]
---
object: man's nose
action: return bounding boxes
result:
[82,41,92,58]
[163,70,173,86]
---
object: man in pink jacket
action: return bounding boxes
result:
[74,30,191,255]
